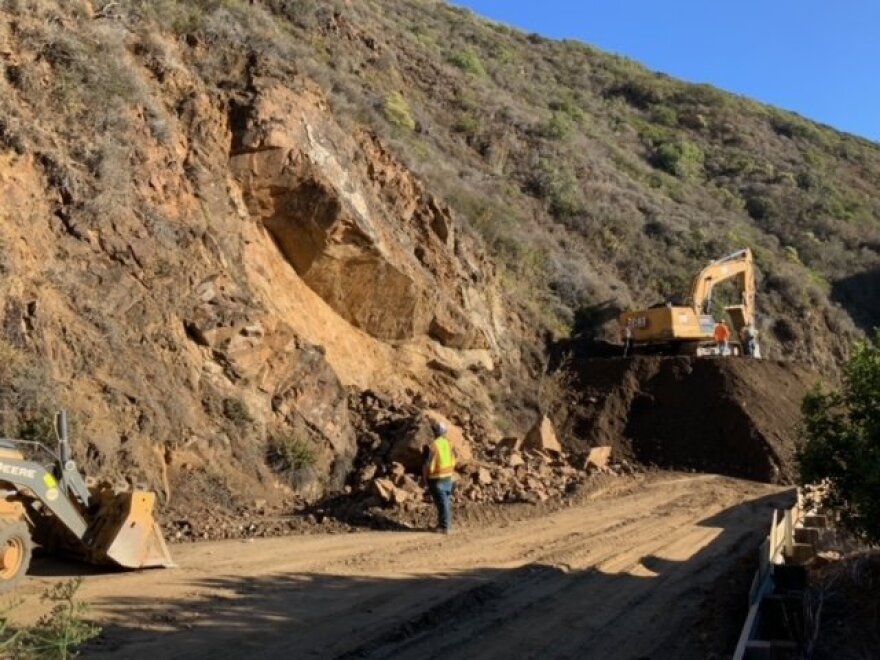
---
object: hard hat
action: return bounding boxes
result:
[431,420,447,436]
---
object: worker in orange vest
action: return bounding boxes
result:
[422,420,457,534]
[713,319,731,356]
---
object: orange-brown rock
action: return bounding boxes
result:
[523,416,563,455]
[388,412,472,472]
[586,446,613,472]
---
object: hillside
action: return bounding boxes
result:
[0,0,877,511]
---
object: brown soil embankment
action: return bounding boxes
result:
[570,357,819,483]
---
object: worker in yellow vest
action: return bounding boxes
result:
[422,420,457,534]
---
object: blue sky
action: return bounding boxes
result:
[451,1,879,142]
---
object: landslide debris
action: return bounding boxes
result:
[0,0,870,532]
[567,356,819,483]
[161,391,640,541]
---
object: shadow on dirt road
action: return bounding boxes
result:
[78,487,794,660]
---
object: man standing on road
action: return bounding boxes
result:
[423,420,457,534]
[714,319,731,356]
[740,322,761,358]
[622,318,634,357]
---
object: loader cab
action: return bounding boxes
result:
[0,441,27,469]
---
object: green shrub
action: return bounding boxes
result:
[549,98,586,124]
[539,112,573,140]
[744,193,776,221]
[453,114,481,137]
[0,578,101,659]
[609,78,666,109]
[651,139,704,178]
[449,47,486,76]
[222,398,253,427]
[712,185,745,211]
[798,334,880,543]
[267,432,318,474]
[383,91,416,130]
[526,160,585,221]
[783,245,802,265]
[770,113,820,142]
[0,340,58,444]
[650,105,679,127]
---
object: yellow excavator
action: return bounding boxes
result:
[618,248,757,356]
[0,411,173,591]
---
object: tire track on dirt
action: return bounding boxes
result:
[331,480,787,659]
[9,475,788,660]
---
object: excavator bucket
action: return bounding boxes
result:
[86,489,175,569]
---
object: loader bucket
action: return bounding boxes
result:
[86,489,175,569]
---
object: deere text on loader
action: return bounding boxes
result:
[619,248,757,356]
[0,411,173,591]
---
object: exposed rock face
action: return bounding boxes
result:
[1,1,835,525]
[0,19,514,512]
[229,81,492,351]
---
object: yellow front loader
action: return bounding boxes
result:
[0,412,173,591]
[619,248,757,356]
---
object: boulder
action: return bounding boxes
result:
[372,477,396,503]
[391,487,410,506]
[388,413,472,472]
[497,436,523,452]
[358,464,377,484]
[476,467,493,485]
[399,474,422,494]
[508,452,525,468]
[424,410,473,464]
[585,446,613,472]
[523,416,562,455]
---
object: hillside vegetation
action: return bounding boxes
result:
[0,0,877,507]
[244,0,879,364]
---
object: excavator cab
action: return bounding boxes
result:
[0,411,173,592]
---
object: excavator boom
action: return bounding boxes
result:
[689,248,755,333]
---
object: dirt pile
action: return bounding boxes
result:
[318,391,640,529]
[569,356,819,483]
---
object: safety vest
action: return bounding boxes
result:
[428,436,456,479]
[714,324,730,342]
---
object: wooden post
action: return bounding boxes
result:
[784,509,793,557]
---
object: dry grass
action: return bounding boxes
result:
[810,551,880,659]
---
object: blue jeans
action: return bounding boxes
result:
[428,478,454,531]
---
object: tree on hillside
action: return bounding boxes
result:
[798,333,880,544]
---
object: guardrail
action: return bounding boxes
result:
[733,491,828,659]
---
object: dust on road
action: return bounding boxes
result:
[10,474,792,659]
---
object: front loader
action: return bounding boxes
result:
[0,411,173,591]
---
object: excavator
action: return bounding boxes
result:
[0,411,173,591]
[618,248,757,356]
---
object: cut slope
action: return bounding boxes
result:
[571,357,818,482]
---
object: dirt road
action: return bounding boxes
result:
[11,475,792,659]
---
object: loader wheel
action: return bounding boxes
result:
[0,519,32,592]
